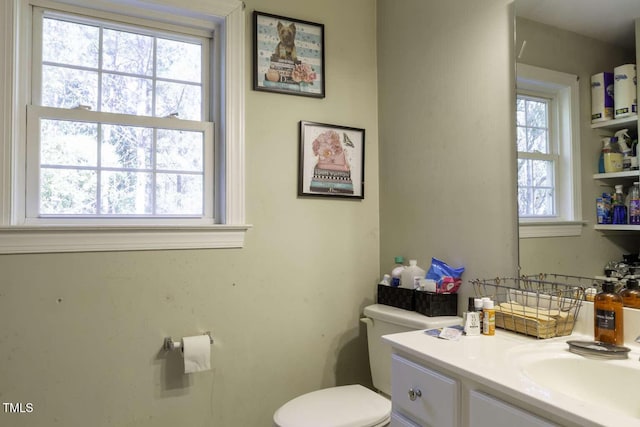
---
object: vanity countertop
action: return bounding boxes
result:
[383,321,640,427]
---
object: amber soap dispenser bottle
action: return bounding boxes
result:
[594,282,624,345]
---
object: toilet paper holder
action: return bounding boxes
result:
[163,332,213,351]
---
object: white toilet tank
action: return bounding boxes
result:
[362,304,461,396]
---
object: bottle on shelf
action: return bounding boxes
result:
[594,281,624,345]
[612,185,627,224]
[604,137,623,173]
[614,129,633,171]
[629,182,640,225]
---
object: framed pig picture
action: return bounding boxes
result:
[298,121,365,199]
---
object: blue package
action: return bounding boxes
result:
[426,257,465,293]
[600,193,612,224]
[596,197,610,224]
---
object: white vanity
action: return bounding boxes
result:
[383,302,640,427]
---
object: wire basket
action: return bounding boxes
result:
[470,275,586,339]
[522,273,618,298]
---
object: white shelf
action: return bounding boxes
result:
[591,115,638,130]
[594,224,640,231]
[593,170,640,179]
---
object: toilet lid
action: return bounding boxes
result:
[273,384,391,427]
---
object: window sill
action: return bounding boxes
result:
[518,221,584,238]
[0,224,252,254]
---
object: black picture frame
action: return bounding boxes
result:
[298,121,365,199]
[253,11,325,98]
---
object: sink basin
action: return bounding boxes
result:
[508,339,640,418]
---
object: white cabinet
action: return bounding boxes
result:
[468,390,559,427]
[390,354,561,427]
[390,353,458,427]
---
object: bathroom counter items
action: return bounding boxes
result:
[383,305,640,427]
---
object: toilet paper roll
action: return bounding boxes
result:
[591,72,614,122]
[182,335,211,374]
[614,64,637,119]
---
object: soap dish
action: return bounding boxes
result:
[566,340,631,360]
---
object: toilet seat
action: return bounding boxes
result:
[273,384,391,427]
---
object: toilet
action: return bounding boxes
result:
[273,304,462,427]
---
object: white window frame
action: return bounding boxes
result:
[516,63,583,238]
[516,93,558,218]
[0,0,248,253]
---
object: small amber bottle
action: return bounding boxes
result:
[620,279,640,308]
[482,299,495,336]
[594,281,624,345]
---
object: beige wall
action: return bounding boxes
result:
[516,17,638,277]
[0,1,380,426]
[377,0,519,305]
[1,1,524,425]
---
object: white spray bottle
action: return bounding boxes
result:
[615,129,632,170]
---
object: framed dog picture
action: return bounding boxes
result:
[298,121,365,199]
[253,11,325,98]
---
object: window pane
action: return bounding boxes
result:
[102,29,154,76]
[42,66,98,109]
[533,188,554,216]
[40,168,97,214]
[40,119,98,166]
[156,130,203,172]
[516,98,526,126]
[517,159,531,187]
[156,174,203,215]
[516,127,527,152]
[517,187,531,216]
[526,99,547,128]
[101,73,152,115]
[155,82,202,120]
[156,38,202,83]
[517,159,555,217]
[532,160,553,187]
[516,95,550,153]
[100,171,152,214]
[101,125,153,169]
[527,127,549,153]
[42,18,99,68]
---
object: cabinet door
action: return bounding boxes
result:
[469,390,559,427]
[391,354,458,427]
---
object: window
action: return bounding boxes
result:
[516,94,556,217]
[0,0,247,253]
[516,64,583,238]
[29,10,212,222]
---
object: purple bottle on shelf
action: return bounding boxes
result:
[630,182,640,225]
